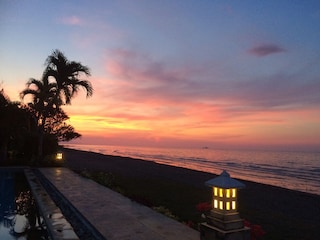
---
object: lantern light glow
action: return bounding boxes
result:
[56,152,63,160]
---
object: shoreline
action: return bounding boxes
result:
[63,148,320,239]
[64,144,319,195]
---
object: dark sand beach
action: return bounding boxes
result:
[63,148,320,240]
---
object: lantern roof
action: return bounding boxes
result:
[205,170,245,189]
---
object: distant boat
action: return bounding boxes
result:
[202,146,209,149]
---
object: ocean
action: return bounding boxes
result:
[64,144,320,195]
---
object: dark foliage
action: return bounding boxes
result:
[1,49,92,165]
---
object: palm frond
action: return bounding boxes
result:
[44,49,93,105]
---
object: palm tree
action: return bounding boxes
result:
[20,50,93,162]
[20,77,60,162]
[20,77,60,123]
[44,49,93,105]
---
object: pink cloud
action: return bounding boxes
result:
[104,48,200,104]
[83,47,320,147]
[103,48,320,116]
[248,43,286,57]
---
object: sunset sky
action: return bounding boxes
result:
[1,0,320,151]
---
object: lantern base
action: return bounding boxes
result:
[206,210,244,231]
[200,222,250,240]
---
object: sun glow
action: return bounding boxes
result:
[69,115,152,132]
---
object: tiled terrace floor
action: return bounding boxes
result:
[39,168,199,240]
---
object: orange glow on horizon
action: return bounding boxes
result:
[7,72,317,150]
[66,104,320,149]
[69,115,152,132]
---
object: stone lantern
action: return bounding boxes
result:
[200,170,250,240]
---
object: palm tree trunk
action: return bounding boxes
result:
[0,140,8,163]
[38,130,44,163]
[37,119,45,164]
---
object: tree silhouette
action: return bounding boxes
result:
[44,108,81,141]
[44,49,92,105]
[0,89,33,163]
[20,77,60,161]
[20,49,93,162]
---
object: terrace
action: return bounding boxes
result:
[0,167,198,240]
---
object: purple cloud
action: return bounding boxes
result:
[248,44,286,57]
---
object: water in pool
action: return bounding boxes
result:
[0,169,49,240]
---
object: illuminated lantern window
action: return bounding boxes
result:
[232,201,236,210]
[232,189,236,198]
[206,170,245,214]
[226,189,230,198]
[226,202,230,210]
[219,188,223,197]
[219,201,223,210]
[214,187,218,196]
[214,199,218,208]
